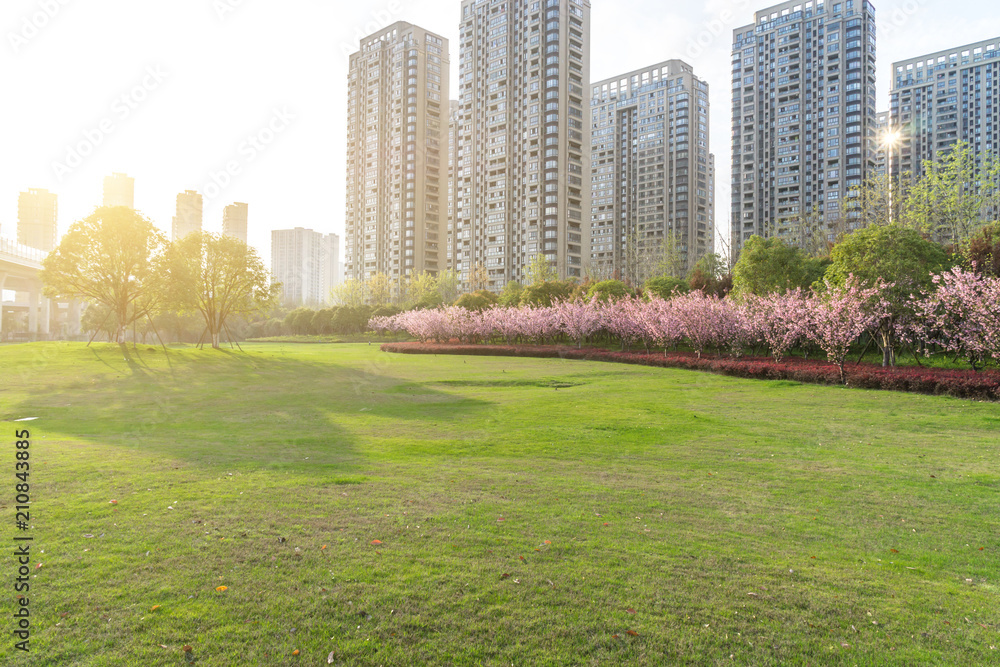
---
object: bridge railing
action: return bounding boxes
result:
[0,238,47,265]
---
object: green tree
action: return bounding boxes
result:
[519,280,574,307]
[454,290,499,311]
[824,224,950,366]
[365,273,392,307]
[902,142,1000,246]
[41,206,168,344]
[331,278,367,308]
[499,281,524,306]
[161,232,274,349]
[403,272,443,309]
[645,276,690,300]
[687,254,732,298]
[586,280,629,303]
[732,236,828,297]
[526,253,557,285]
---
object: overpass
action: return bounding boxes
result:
[0,238,80,341]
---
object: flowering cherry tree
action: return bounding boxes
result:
[806,278,890,384]
[910,267,1000,370]
[745,289,811,362]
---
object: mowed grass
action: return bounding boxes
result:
[0,342,998,666]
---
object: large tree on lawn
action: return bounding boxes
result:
[162,231,274,349]
[823,224,949,367]
[41,206,168,344]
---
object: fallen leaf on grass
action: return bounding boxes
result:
[890,549,899,553]
[183,645,193,653]
[292,649,300,656]
[626,630,639,637]
[151,605,161,612]
[215,586,228,592]
[627,608,636,615]
[109,500,118,505]
[158,644,168,649]
[371,540,382,545]
[328,651,336,664]
[500,573,511,580]
[544,540,552,545]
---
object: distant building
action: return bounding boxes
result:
[172,190,203,241]
[223,203,249,243]
[590,60,713,282]
[457,0,592,289]
[344,22,449,283]
[272,228,340,307]
[874,111,890,179]
[320,233,342,302]
[17,188,58,252]
[447,100,461,274]
[103,173,134,208]
[890,37,1000,183]
[731,0,878,256]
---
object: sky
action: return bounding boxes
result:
[3,0,1000,265]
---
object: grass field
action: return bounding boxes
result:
[1,342,998,666]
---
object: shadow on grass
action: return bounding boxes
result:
[12,344,494,473]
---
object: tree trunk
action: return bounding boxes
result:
[211,331,221,349]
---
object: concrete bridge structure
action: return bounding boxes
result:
[0,238,81,341]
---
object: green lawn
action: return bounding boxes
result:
[1,342,998,666]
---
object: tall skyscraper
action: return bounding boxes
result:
[172,190,203,241]
[17,188,58,251]
[344,22,450,283]
[890,37,1000,183]
[271,228,340,307]
[457,0,592,290]
[103,173,134,208]
[223,202,249,243]
[731,0,877,257]
[874,110,890,179]
[320,232,342,302]
[447,100,461,274]
[590,60,713,283]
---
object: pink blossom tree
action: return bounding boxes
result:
[806,278,890,384]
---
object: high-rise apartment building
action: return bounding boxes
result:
[223,203,249,243]
[271,228,340,307]
[890,37,1000,182]
[320,232,342,302]
[457,0,592,290]
[874,110,890,178]
[17,188,58,251]
[590,60,713,282]
[731,0,877,257]
[344,22,449,283]
[447,100,461,273]
[103,173,134,208]
[172,190,203,241]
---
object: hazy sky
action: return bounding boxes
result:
[3,0,1000,263]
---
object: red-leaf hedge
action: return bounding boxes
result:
[380,342,1000,401]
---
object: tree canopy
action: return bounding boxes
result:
[41,206,168,343]
[732,236,828,297]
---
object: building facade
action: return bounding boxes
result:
[223,202,249,243]
[874,110,890,178]
[890,37,1000,182]
[272,228,340,307]
[17,188,58,252]
[172,190,203,241]
[447,99,461,273]
[103,173,134,208]
[456,0,592,290]
[344,22,449,283]
[590,60,713,283]
[731,0,877,257]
